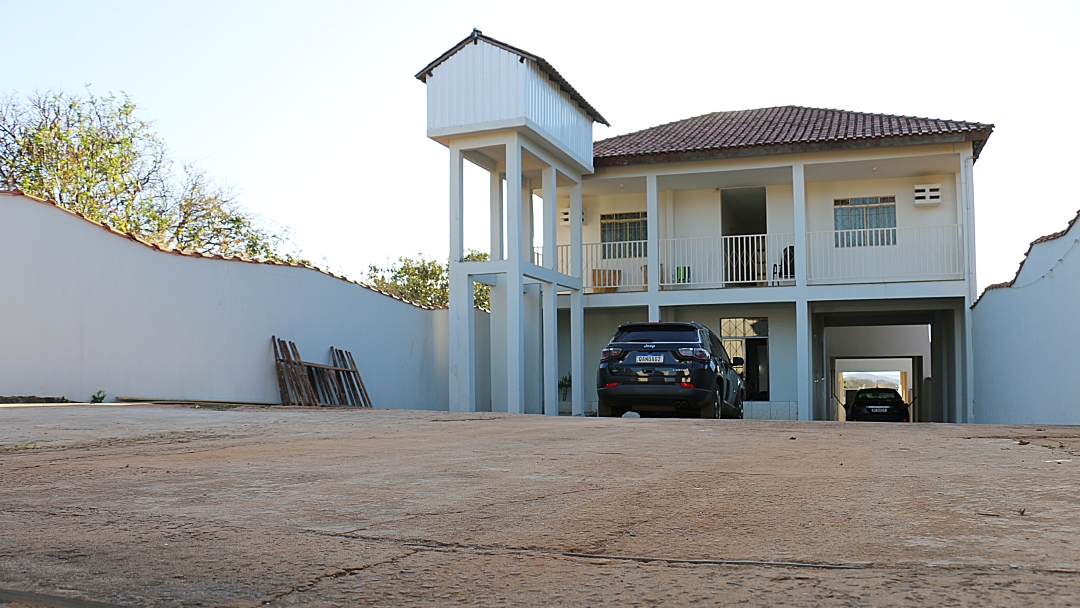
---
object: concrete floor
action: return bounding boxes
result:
[1,405,1078,607]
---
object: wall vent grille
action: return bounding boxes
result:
[913,184,942,206]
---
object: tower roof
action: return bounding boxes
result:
[415,29,609,126]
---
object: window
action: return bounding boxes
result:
[612,326,698,343]
[720,318,769,400]
[600,212,647,259]
[833,196,896,247]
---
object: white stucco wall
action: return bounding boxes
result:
[973,217,1080,424]
[805,175,958,233]
[825,325,932,364]
[0,193,452,409]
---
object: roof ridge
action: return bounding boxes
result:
[0,189,446,311]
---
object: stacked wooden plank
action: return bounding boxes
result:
[272,337,372,407]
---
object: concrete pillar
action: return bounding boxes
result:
[542,165,557,270]
[448,146,474,411]
[796,299,812,420]
[792,163,808,286]
[646,173,660,321]
[570,181,585,416]
[504,137,525,414]
[542,280,558,416]
[522,179,534,263]
[490,170,504,260]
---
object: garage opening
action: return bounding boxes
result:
[834,363,921,422]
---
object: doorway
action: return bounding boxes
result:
[721,188,768,284]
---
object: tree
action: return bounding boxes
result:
[0,90,296,261]
[364,250,491,309]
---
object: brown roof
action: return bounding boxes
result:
[415,29,609,127]
[594,106,993,166]
[973,208,1080,307]
[0,190,446,310]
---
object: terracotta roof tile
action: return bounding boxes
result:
[594,106,993,166]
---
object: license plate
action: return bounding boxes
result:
[635,355,663,363]
[867,406,890,412]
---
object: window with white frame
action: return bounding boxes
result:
[833,196,896,247]
[600,212,647,259]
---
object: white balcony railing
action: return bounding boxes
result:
[580,240,648,292]
[807,224,964,283]
[659,234,795,288]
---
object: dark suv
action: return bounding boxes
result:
[596,322,745,419]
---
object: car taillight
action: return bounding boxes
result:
[605,382,618,388]
[601,347,623,361]
[680,382,695,388]
[676,347,710,361]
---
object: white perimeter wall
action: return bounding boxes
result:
[974,220,1080,424]
[0,193,455,408]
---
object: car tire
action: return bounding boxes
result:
[598,399,613,417]
[701,393,720,419]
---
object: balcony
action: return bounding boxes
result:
[658,234,795,289]
[552,224,964,294]
[807,224,964,283]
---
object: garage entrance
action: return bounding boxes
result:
[810,299,970,423]
[831,357,926,422]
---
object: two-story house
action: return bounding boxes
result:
[420,31,991,423]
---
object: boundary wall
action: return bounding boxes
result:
[973,210,1080,424]
[0,192,459,408]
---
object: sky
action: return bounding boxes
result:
[3,0,1078,291]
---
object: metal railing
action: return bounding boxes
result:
[557,244,571,275]
[579,240,648,292]
[806,224,964,282]
[658,234,795,288]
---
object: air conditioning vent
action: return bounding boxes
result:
[559,209,583,225]
[913,184,941,206]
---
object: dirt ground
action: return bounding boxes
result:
[1,405,1078,607]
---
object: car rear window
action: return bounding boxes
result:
[857,389,902,400]
[612,327,699,343]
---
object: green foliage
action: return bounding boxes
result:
[0,90,299,261]
[90,390,106,404]
[559,373,572,401]
[364,249,491,310]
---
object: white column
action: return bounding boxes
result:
[448,266,476,411]
[646,173,660,321]
[450,145,464,263]
[504,137,526,414]
[796,299,811,421]
[490,170,504,260]
[959,149,978,302]
[792,163,807,286]
[448,146,474,411]
[542,281,558,416]
[570,181,585,416]
[542,165,557,270]
[522,179,534,263]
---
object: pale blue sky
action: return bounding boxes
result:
[4,0,1078,291]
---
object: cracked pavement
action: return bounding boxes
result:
[1,405,1078,606]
